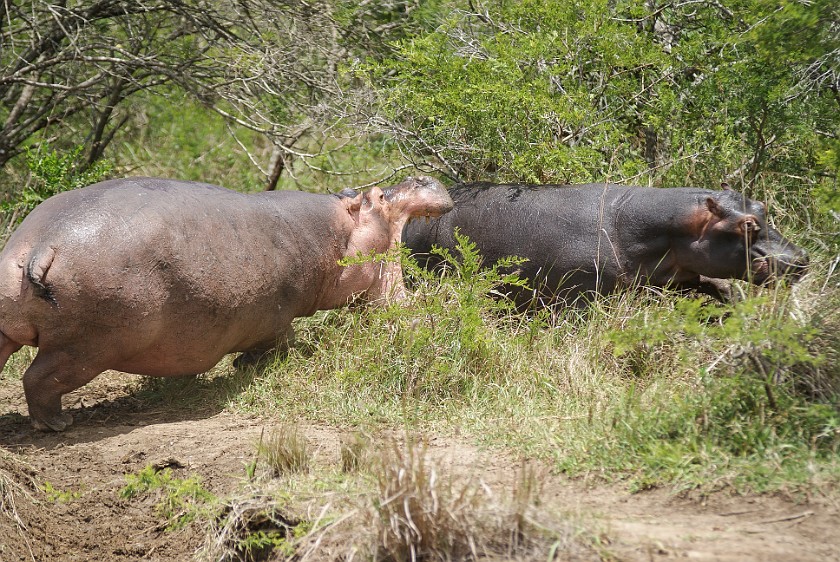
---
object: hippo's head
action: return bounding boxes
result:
[685,189,808,285]
[335,176,453,303]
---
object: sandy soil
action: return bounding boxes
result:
[1,371,838,562]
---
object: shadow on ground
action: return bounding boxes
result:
[0,359,263,450]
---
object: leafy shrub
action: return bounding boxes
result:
[1,145,111,244]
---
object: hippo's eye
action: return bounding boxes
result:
[739,217,761,239]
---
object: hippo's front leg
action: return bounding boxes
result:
[22,351,102,431]
[233,325,295,369]
[676,276,734,302]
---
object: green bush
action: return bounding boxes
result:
[1,145,111,234]
[364,0,839,199]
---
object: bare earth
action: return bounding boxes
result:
[1,371,838,562]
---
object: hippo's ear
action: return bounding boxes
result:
[706,197,725,217]
[720,182,732,191]
[342,192,364,223]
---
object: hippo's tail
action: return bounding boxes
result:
[26,247,58,306]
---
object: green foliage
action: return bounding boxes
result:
[337,246,403,268]
[310,233,531,404]
[562,369,840,492]
[556,284,840,491]
[1,145,111,226]
[366,0,660,182]
[109,93,269,192]
[236,529,290,561]
[231,238,840,492]
[365,0,839,194]
[419,230,529,360]
[26,145,111,194]
[120,465,216,530]
[608,297,817,369]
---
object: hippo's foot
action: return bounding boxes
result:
[31,411,74,432]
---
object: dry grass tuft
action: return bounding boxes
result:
[198,433,600,562]
[258,425,310,477]
[371,438,482,560]
[200,436,597,561]
[340,431,370,474]
[0,450,36,529]
[364,437,589,561]
[0,449,39,560]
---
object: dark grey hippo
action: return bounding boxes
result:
[403,182,808,306]
[0,176,453,431]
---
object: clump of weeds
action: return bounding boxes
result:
[120,464,216,530]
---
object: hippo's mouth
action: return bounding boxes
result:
[401,203,453,224]
[406,212,444,224]
[750,255,809,285]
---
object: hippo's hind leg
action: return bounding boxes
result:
[22,351,101,431]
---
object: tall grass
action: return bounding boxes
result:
[0,451,36,534]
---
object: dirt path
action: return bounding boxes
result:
[1,372,838,561]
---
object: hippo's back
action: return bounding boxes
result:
[0,177,343,373]
[6,178,245,253]
[404,183,633,296]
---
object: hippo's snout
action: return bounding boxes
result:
[385,176,453,219]
[751,244,809,284]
